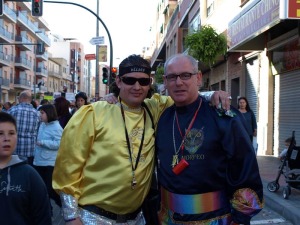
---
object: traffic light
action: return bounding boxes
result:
[102,67,108,84]
[111,67,118,82]
[1,0,4,16]
[31,0,43,17]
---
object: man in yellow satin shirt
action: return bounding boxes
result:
[52,54,230,225]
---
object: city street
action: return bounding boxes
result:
[251,207,293,225]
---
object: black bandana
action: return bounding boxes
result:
[118,66,151,77]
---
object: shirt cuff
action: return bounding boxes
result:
[199,91,214,101]
[60,192,79,221]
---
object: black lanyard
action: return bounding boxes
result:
[120,98,146,189]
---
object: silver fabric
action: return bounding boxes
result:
[60,192,79,221]
[79,208,145,225]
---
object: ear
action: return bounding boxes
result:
[196,72,202,86]
[163,75,167,87]
[116,76,121,88]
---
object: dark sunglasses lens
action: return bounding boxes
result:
[138,78,151,86]
[122,77,150,86]
[122,77,136,85]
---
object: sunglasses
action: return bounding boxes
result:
[121,77,151,86]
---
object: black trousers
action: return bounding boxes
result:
[34,165,61,207]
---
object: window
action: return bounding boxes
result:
[207,0,214,17]
[189,14,200,32]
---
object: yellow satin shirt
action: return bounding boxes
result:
[52,94,172,214]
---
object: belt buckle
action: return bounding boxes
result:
[116,214,127,223]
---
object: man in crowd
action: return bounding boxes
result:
[156,54,263,225]
[8,90,40,165]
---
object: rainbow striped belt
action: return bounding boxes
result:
[161,187,229,214]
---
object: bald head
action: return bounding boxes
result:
[164,54,199,75]
[19,91,32,103]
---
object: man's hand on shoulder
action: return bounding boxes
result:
[100,93,118,104]
[211,90,231,111]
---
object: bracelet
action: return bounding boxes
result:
[65,218,77,222]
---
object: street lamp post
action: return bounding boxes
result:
[33,60,36,101]
[0,77,2,102]
[95,0,100,100]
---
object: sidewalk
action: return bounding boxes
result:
[257,155,300,225]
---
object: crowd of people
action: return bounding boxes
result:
[0,53,263,225]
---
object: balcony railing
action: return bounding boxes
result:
[17,11,39,34]
[14,78,31,87]
[15,56,32,68]
[0,25,14,41]
[3,4,17,22]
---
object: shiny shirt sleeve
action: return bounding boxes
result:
[53,104,96,199]
[144,93,174,126]
[219,111,264,224]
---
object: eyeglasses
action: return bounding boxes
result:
[121,77,151,86]
[164,72,197,81]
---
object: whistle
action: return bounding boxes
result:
[172,158,189,175]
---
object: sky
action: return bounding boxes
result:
[43,0,157,67]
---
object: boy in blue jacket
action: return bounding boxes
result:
[0,112,52,225]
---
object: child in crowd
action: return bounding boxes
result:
[0,112,52,225]
[279,137,296,160]
[33,104,63,208]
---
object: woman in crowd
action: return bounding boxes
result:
[33,104,63,209]
[71,91,89,115]
[54,96,72,128]
[238,96,257,142]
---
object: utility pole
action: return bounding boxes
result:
[95,0,100,100]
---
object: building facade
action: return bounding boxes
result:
[0,1,50,102]
[149,0,300,156]
[0,2,93,103]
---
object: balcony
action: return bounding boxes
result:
[14,56,32,70]
[16,11,39,35]
[0,26,14,43]
[36,67,48,78]
[2,4,17,23]
[36,32,51,47]
[14,78,31,89]
[37,17,51,32]
[36,50,48,61]
[0,52,13,67]
[15,35,33,51]
[0,77,11,90]
[48,70,62,79]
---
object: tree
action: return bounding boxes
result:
[155,66,164,84]
[184,25,227,68]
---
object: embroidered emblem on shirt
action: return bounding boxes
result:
[129,128,145,162]
[184,127,204,154]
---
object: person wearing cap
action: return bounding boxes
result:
[52,54,231,225]
[156,54,263,225]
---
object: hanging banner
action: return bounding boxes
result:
[85,54,96,60]
[288,0,300,19]
[99,45,107,62]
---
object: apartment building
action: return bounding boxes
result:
[149,0,300,156]
[48,55,72,96]
[0,1,50,102]
[0,2,92,103]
